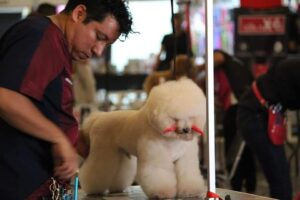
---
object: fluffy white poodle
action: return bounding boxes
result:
[78,78,207,199]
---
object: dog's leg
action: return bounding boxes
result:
[109,151,137,193]
[175,138,206,198]
[79,144,121,195]
[136,139,177,199]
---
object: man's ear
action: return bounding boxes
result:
[71,4,87,23]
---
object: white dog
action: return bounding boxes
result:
[78,78,207,199]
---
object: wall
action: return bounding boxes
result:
[0,0,66,7]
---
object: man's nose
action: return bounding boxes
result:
[92,42,106,57]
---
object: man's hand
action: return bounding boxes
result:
[0,88,80,179]
[52,138,79,181]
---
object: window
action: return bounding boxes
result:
[111,0,178,72]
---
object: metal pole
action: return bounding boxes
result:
[170,0,176,74]
[205,0,217,197]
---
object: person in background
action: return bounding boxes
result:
[0,0,133,199]
[29,3,57,16]
[213,50,256,193]
[237,58,297,200]
[153,12,193,71]
[143,54,195,94]
[37,3,57,15]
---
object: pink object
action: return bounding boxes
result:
[163,124,204,136]
[192,125,204,136]
[206,191,221,199]
[163,124,177,134]
[294,192,300,200]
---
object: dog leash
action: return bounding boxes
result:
[252,81,268,108]
[48,172,79,200]
[73,171,79,200]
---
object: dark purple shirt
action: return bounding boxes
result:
[0,16,78,199]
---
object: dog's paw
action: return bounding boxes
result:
[177,191,202,198]
[177,184,206,199]
[177,192,206,200]
[146,187,176,199]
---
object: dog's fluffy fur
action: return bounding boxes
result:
[78,78,206,199]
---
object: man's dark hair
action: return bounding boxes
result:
[63,0,133,39]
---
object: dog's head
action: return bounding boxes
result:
[143,78,206,141]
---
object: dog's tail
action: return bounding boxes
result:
[77,112,101,158]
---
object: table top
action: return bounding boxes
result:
[78,186,277,200]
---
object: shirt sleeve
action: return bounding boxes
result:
[0,19,62,100]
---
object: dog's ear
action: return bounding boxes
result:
[146,107,173,134]
[146,108,159,127]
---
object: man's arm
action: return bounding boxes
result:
[0,87,78,180]
[152,44,166,71]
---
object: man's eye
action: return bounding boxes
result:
[97,35,105,40]
[96,33,106,41]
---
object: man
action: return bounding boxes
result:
[237,57,295,200]
[0,0,133,199]
[154,13,193,71]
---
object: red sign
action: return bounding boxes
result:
[240,0,282,9]
[238,15,286,35]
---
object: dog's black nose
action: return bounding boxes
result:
[182,127,190,134]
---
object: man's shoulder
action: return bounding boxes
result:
[8,16,50,37]
[163,33,173,40]
[0,16,53,49]
[19,16,51,33]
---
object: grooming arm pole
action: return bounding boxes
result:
[205,0,218,199]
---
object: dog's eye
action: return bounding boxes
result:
[173,118,179,123]
[189,116,198,122]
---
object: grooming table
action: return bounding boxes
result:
[78,186,277,200]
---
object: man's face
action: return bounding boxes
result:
[69,6,120,61]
